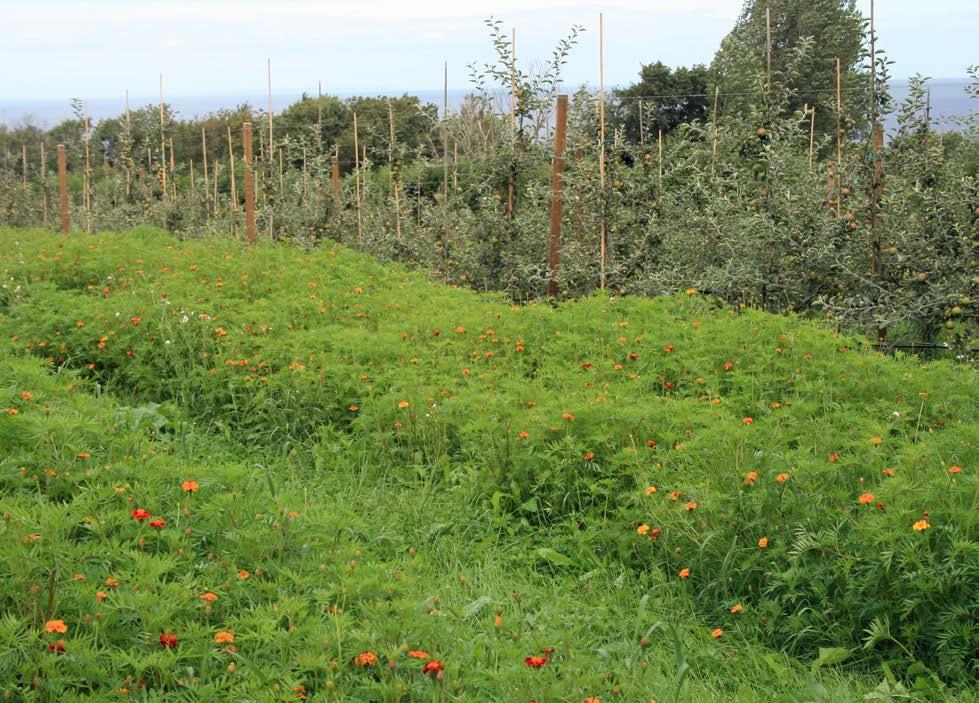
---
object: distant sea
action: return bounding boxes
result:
[1,80,973,134]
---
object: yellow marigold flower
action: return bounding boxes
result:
[758,537,768,549]
[912,520,931,532]
[644,486,656,496]
[870,437,883,446]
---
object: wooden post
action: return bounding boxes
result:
[547,94,569,298]
[40,143,48,227]
[353,112,363,239]
[598,12,606,290]
[243,122,256,244]
[388,98,402,240]
[331,151,341,207]
[227,125,238,210]
[57,144,69,234]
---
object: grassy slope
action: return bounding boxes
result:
[0,228,975,701]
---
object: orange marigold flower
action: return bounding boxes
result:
[711,628,724,639]
[742,417,753,424]
[200,592,219,602]
[870,437,883,446]
[354,650,378,666]
[44,620,68,634]
[4,407,19,416]
[949,465,961,475]
[758,537,768,549]
[181,480,199,493]
[912,519,931,532]
[744,471,758,486]
[238,570,251,580]
[858,492,875,505]
[678,567,690,579]
[669,490,682,501]
[517,431,529,441]
[828,453,840,463]
[96,590,108,602]
[637,524,650,536]
[349,405,359,412]
[584,698,601,703]
[644,486,657,496]
[105,577,120,588]
[583,452,595,461]
[684,501,698,511]
[398,401,410,409]
[20,390,33,401]
[730,603,743,614]
[524,656,548,668]
[882,468,895,476]
[562,412,574,421]
[775,473,790,484]
[214,630,235,644]
[214,327,227,337]
[407,650,431,660]
[455,326,466,334]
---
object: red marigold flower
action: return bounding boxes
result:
[423,659,444,675]
[149,518,166,529]
[48,640,66,653]
[131,508,151,521]
[160,633,178,649]
[524,656,548,668]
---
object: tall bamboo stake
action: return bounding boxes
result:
[227,126,238,210]
[83,101,91,232]
[190,159,195,191]
[547,94,569,298]
[159,74,167,203]
[267,58,274,161]
[243,122,256,244]
[57,144,69,234]
[168,137,175,174]
[21,144,27,188]
[508,27,516,220]
[388,99,402,240]
[40,143,48,226]
[835,57,842,218]
[766,6,772,93]
[658,129,663,190]
[808,105,815,170]
[201,128,209,192]
[443,61,450,276]
[638,98,645,146]
[353,112,363,240]
[124,90,132,197]
[711,86,719,177]
[598,12,607,290]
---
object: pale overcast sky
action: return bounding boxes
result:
[0,0,975,100]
